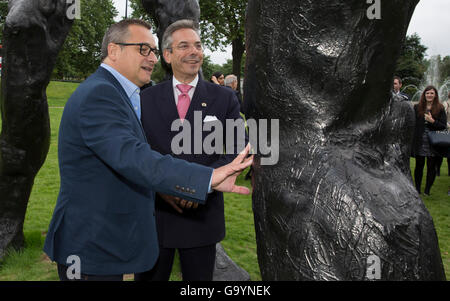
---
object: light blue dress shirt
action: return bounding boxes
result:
[101,63,141,120]
[99,63,213,193]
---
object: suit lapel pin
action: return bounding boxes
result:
[201,102,207,107]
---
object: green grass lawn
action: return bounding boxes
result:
[0,81,448,280]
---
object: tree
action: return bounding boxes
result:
[53,0,118,79]
[439,55,450,83]
[129,0,247,89]
[221,53,246,78]
[0,1,7,43]
[199,1,247,90]
[395,33,427,81]
[130,0,153,24]
[395,33,428,98]
[201,55,222,82]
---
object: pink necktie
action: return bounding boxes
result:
[176,84,193,120]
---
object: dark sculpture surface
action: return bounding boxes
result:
[244,0,446,280]
[141,0,200,77]
[0,0,73,259]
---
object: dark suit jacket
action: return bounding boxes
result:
[43,67,213,275]
[141,78,246,248]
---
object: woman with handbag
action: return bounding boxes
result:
[411,86,447,195]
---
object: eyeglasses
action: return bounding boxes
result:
[115,43,160,58]
[168,42,203,52]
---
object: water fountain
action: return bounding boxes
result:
[405,55,450,103]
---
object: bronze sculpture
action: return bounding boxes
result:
[0,0,73,259]
[244,0,446,280]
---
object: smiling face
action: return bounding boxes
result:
[217,74,225,85]
[106,24,158,87]
[425,89,436,102]
[163,28,203,83]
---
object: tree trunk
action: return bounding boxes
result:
[232,37,245,93]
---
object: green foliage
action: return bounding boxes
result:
[52,0,118,79]
[129,0,247,87]
[201,55,222,83]
[199,1,246,50]
[439,56,450,82]
[149,60,165,84]
[395,33,428,82]
[221,53,246,78]
[0,1,7,43]
[199,0,247,88]
[129,0,155,26]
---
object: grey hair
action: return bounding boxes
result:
[224,74,238,87]
[101,19,152,61]
[161,19,200,51]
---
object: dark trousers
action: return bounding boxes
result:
[135,244,216,281]
[435,156,450,176]
[414,156,438,194]
[57,263,123,281]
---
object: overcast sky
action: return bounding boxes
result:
[112,0,450,64]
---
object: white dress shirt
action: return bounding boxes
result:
[172,75,199,105]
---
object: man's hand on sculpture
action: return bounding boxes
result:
[211,144,253,194]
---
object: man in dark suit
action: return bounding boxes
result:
[137,19,247,281]
[225,74,244,114]
[392,76,410,101]
[43,19,252,281]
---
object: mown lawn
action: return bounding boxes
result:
[0,81,448,280]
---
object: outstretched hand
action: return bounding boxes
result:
[211,144,253,194]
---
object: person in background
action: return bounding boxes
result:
[392,76,409,101]
[411,86,447,196]
[138,19,247,281]
[43,19,252,281]
[224,74,244,113]
[210,71,224,85]
[435,91,450,178]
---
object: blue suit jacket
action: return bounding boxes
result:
[43,67,213,275]
[140,78,246,248]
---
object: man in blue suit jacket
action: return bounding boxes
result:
[137,19,247,281]
[43,19,252,281]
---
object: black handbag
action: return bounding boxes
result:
[427,130,450,147]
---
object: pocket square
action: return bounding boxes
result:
[203,115,219,122]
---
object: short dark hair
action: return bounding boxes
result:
[393,76,402,85]
[101,19,152,61]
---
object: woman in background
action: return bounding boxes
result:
[435,92,450,176]
[411,86,447,195]
[210,71,225,85]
